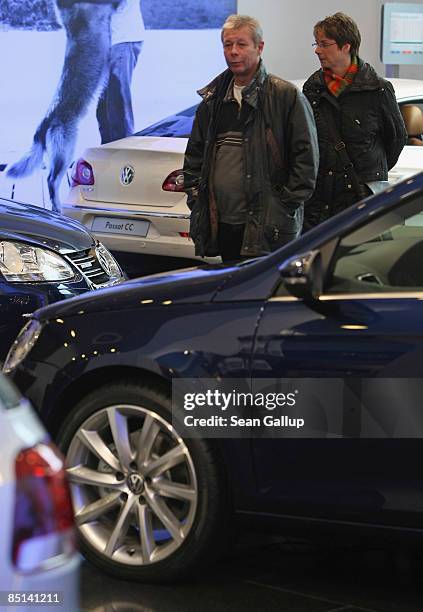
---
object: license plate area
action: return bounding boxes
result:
[91,217,150,237]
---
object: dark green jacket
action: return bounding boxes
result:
[183,62,319,257]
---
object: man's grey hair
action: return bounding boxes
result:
[221,14,263,46]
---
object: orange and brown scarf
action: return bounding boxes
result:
[324,56,359,97]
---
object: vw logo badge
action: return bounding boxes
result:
[127,473,144,495]
[120,165,135,186]
[96,248,113,276]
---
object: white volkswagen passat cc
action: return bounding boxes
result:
[63,79,423,260]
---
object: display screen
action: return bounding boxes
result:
[381,2,423,64]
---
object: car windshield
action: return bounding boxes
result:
[134,105,198,138]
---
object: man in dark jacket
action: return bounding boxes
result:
[183,14,319,262]
[303,12,407,229]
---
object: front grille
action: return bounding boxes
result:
[66,248,111,287]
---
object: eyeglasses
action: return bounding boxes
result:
[312,41,337,49]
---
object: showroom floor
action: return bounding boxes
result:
[80,535,423,612]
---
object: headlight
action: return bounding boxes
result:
[3,319,44,374]
[96,242,123,280]
[0,241,75,282]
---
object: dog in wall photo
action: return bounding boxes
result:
[7,0,116,213]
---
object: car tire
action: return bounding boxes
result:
[57,380,230,582]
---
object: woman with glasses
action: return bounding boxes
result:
[302,12,407,229]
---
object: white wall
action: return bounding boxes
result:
[238,0,423,80]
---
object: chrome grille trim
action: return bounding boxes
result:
[66,248,112,288]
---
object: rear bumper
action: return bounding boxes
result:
[62,199,219,262]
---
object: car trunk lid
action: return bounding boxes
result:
[80,136,187,207]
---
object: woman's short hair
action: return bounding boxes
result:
[314,12,361,56]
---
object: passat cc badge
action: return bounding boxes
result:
[120,165,135,186]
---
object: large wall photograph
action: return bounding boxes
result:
[0,0,237,205]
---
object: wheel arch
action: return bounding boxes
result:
[46,364,238,515]
[46,365,171,439]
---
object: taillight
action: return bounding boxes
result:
[12,441,75,573]
[71,158,94,186]
[162,169,184,192]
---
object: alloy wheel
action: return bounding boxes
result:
[65,404,198,566]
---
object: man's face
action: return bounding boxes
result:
[314,28,351,73]
[222,26,263,85]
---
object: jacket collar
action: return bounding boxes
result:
[348,59,381,90]
[197,60,268,108]
[304,58,381,94]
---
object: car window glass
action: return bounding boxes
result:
[0,375,22,410]
[399,100,423,144]
[400,100,423,115]
[134,105,198,138]
[326,194,423,294]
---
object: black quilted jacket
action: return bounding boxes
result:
[302,59,407,228]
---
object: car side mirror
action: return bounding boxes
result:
[279,250,323,300]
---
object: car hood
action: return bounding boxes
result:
[0,198,95,253]
[32,264,238,321]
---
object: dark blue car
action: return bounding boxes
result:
[0,196,124,361]
[6,172,423,582]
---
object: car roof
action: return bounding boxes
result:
[291,77,423,100]
[388,78,423,101]
[134,77,423,140]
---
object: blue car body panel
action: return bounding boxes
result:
[9,172,423,538]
